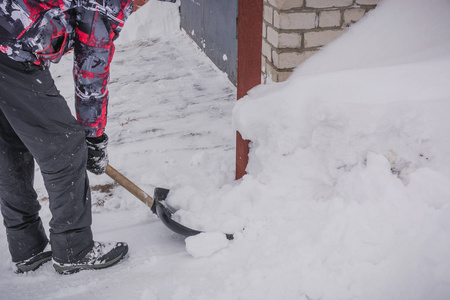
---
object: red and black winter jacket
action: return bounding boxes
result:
[0,0,133,137]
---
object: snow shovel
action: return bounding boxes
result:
[105,164,234,240]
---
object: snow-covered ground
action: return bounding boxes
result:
[1,0,450,299]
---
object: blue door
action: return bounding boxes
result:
[180,0,238,85]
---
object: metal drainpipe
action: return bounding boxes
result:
[236,0,263,180]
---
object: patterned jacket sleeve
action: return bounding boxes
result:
[74,0,133,137]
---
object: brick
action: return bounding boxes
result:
[262,39,273,61]
[133,0,148,11]
[267,27,302,48]
[264,5,273,24]
[267,27,278,47]
[268,0,304,10]
[262,55,267,73]
[318,10,341,27]
[262,61,293,83]
[344,8,366,26]
[306,0,353,8]
[262,22,267,38]
[304,29,346,48]
[262,60,275,83]
[273,50,316,69]
[271,50,281,68]
[274,11,316,30]
[278,32,302,48]
[276,71,293,82]
[356,0,380,4]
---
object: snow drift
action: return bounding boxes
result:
[172,0,450,299]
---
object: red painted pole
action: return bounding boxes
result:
[236,0,263,180]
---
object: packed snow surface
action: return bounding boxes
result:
[1,0,450,299]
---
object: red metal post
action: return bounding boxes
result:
[236,0,263,180]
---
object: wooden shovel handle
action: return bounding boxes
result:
[105,164,154,208]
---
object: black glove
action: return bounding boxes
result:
[86,133,109,175]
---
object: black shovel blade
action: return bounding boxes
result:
[153,187,234,240]
[154,187,202,237]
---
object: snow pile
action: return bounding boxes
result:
[170,0,450,298]
[116,0,180,44]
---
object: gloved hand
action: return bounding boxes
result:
[86,133,109,175]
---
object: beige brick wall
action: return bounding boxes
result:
[262,0,379,83]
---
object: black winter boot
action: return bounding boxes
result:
[14,249,52,273]
[53,241,128,275]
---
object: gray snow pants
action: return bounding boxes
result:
[0,52,94,264]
